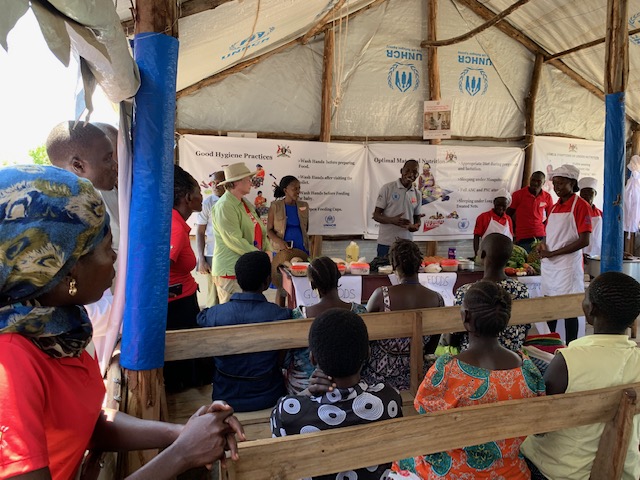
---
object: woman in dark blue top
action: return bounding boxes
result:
[267,175,310,254]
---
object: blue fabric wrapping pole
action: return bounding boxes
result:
[121,33,178,370]
[601,92,625,273]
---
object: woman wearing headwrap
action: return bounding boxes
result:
[0,166,244,480]
[540,164,592,343]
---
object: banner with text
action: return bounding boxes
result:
[531,136,604,210]
[388,272,458,306]
[179,135,367,235]
[291,275,363,307]
[366,144,524,240]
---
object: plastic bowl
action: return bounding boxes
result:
[350,263,370,275]
[457,259,475,271]
[337,264,347,275]
[440,259,459,272]
[290,263,309,277]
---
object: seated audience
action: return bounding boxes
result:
[394,281,545,479]
[197,251,292,412]
[521,271,640,480]
[285,257,367,395]
[272,309,402,480]
[453,233,531,353]
[0,165,243,479]
[363,239,444,390]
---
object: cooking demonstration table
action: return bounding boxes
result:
[280,267,485,309]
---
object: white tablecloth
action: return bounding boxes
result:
[290,275,363,307]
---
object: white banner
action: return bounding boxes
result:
[366,144,524,240]
[532,136,604,210]
[388,272,458,306]
[178,135,367,235]
[290,275,363,307]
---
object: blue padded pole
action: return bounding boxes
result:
[601,92,625,273]
[121,32,178,370]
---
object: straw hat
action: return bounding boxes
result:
[271,248,309,290]
[218,162,257,185]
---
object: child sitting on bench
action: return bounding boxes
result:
[271,308,402,479]
[198,251,292,412]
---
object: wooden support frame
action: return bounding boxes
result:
[522,53,543,187]
[221,383,640,480]
[420,0,531,48]
[545,26,640,63]
[302,0,347,44]
[605,0,629,94]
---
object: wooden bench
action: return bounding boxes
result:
[221,383,640,480]
[165,294,585,437]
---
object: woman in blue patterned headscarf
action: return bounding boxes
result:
[0,165,243,480]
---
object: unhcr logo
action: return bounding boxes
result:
[388,63,420,93]
[459,68,488,96]
[222,27,275,60]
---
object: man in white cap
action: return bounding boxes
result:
[540,164,592,343]
[211,162,271,303]
[473,188,513,259]
[578,177,602,257]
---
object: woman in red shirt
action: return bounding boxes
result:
[0,166,243,480]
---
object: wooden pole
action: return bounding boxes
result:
[119,0,178,476]
[523,53,543,187]
[302,0,346,44]
[425,0,439,257]
[310,27,336,258]
[601,0,629,274]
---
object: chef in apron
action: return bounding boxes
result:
[540,165,592,343]
[473,188,514,258]
[578,177,602,257]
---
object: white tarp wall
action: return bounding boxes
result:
[175,0,619,141]
[179,135,523,239]
[532,135,605,210]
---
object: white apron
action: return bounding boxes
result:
[583,215,602,257]
[541,196,585,296]
[481,216,513,241]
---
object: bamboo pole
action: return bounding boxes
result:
[605,0,629,94]
[320,29,334,143]
[522,53,543,187]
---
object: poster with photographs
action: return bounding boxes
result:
[423,100,452,140]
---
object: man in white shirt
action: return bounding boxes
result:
[195,170,226,307]
[372,160,423,258]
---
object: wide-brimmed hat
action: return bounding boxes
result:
[219,162,257,185]
[578,177,598,191]
[550,164,580,181]
[271,248,309,290]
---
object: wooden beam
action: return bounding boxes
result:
[122,0,234,36]
[176,129,525,143]
[545,26,640,63]
[427,0,441,146]
[176,0,390,98]
[523,53,543,187]
[302,0,347,45]
[177,37,302,99]
[590,389,637,479]
[225,383,640,479]
[605,0,629,94]
[165,293,584,361]
[455,0,606,102]
[133,0,179,36]
[320,29,334,142]
[420,0,531,47]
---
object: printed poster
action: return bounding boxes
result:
[423,100,452,140]
[366,144,524,240]
[531,136,604,210]
[179,135,367,235]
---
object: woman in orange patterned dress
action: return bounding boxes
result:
[392,281,545,479]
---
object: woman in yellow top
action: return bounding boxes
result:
[267,175,309,254]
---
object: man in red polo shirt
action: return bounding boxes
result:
[507,171,553,252]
